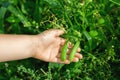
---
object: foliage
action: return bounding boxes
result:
[0,0,120,80]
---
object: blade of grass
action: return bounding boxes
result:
[34,0,41,23]
[64,12,74,28]
[110,0,120,6]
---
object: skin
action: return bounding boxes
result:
[0,29,82,64]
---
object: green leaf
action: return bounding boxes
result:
[110,0,120,6]
[44,0,61,7]
[98,18,105,24]
[49,62,64,71]
[83,30,92,50]
[0,7,7,19]
[0,7,7,32]
[0,30,4,34]
[8,5,31,27]
[89,30,98,37]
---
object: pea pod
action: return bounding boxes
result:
[69,41,80,61]
[61,41,68,61]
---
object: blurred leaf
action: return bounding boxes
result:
[44,0,61,7]
[89,30,98,37]
[7,16,20,23]
[0,6,7,32]
[0,30,4,33]
[8,5,31,27]
[0,7,7,19]
[110,0,120,6]
[98,18,105,24]
[49,62,64,71]
[21,3,28,14]
[83,30,92,50]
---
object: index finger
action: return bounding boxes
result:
[52,29,64,37]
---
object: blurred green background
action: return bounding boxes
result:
[0,0,120,80]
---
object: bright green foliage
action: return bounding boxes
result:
[0,0,120,80]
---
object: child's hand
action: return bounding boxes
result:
[33,29,82,64]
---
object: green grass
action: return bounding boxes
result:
[0,0,120,80]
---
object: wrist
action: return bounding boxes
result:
[30,35,42,58]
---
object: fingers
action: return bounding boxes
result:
[57,53,82,59]
[57,37,66,46]
[55,57,79,64]
[59,45,81,54]
[75,53,83,59]
[73,57,79,62]
[77,48,81,52]
[60,40,81,52]
[67,48,81,53]
[47,29,82,64]
[54,54,82,64]
[56,52,82,63]
[48,29,64,37]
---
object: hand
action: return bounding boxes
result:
[33,29,82,64]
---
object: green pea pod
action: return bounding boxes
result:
[61,41,69,61]
[69,41,80,61]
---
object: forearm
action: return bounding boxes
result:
[0,34,36,62]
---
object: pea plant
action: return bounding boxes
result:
[0,0,120,80]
